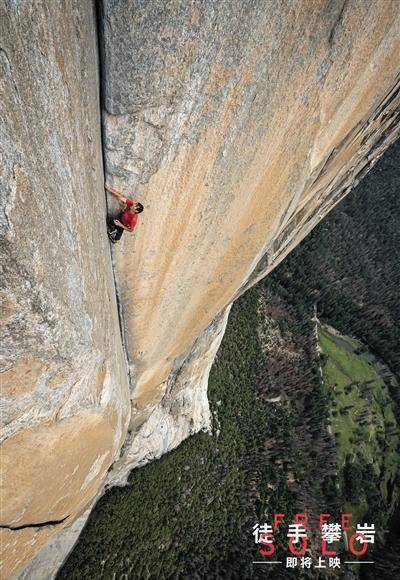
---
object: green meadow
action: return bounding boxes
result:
[319,325,399,531]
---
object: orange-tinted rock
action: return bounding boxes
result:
[101,0,400,434]
[1,1,400,577]
[0,412,115,527]
[0,527,57,578]
[0,2,130,576]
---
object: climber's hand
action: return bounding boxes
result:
[105,183,124,198]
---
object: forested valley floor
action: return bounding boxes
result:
[59,140,400,579]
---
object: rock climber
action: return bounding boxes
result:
[105,183,144,243]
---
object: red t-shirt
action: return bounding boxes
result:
[120,199,138,231]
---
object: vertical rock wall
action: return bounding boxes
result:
[0,2,130,576]
[1,0,399,577]
[100,0,400,470]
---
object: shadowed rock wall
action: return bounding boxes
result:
[0,2,130,576]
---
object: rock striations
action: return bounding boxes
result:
[0,0,399,577]
[100,0,400,476]
[0,2,130,576]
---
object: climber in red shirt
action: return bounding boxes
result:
[105,184,144,243]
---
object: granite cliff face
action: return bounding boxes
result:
[101,0,400,478]
[0,2,129,576]
[1,0,399,577]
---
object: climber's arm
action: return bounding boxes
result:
[105,183,127,203]
[114,219,132,232]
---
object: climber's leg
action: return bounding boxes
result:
[112,226,124,242]
[106,215,124,243]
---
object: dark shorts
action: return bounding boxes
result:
[107,215,124,242]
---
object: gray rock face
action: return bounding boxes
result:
[100,0,400,460]
[1,0,400,577]
[107,306,231,486]
[0,2,129,576]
